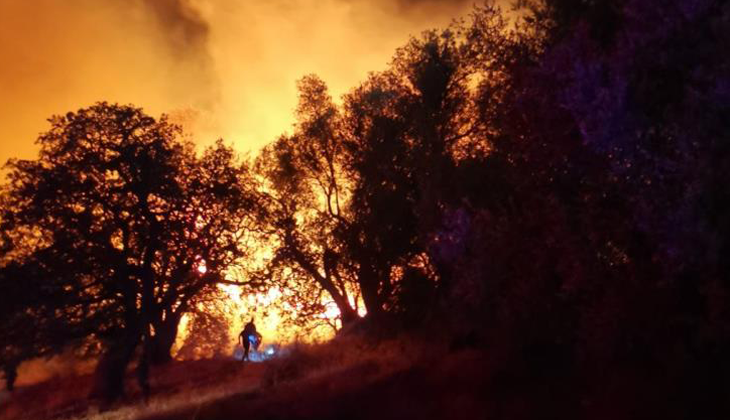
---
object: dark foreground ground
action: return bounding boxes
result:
[5,333,727,420]
[0,337,489,420]
[0,358,266,420]
[5,331,729,420]
[143,348,489,420]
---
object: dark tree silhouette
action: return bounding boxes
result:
[252,5,525,326]
[0,103,257,402]
[1,1,729,417]
[252,1,730,415]
[253,76,361,328]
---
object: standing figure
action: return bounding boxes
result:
[2,361,18,392]
[238,319,262,361]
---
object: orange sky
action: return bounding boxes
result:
[0,0,482,170]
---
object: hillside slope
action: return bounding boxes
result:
[0,359,266,420]
[142,348,489,420]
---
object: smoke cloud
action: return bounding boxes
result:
[143,0,210,55]
[0,0,485,170]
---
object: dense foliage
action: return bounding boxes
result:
[1,0,729,415]
[0,103,257,401]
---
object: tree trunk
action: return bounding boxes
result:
[289,242,360,326]
[89,328,140,404]
[338,302,359,326]
[358,266,384,320]
[316,273,359,326]
[323,249,359,326]
[150,310,182,365]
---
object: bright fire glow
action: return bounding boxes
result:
[197,262,207,274]
[0,0,475,169]
[0,0,464,356]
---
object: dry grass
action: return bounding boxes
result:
[141,336,490,420]
[0,358,265,420]
[261,333,442,388]
[2,335,485,420]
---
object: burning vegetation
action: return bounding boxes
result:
[2,0,730,419]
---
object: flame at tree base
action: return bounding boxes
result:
[171,284,360,360]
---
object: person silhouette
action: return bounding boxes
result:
[238,319,262,361]
[3,362,18,392]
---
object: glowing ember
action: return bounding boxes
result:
[197,261,207,274]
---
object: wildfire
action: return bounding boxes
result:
[171,280,360,361]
